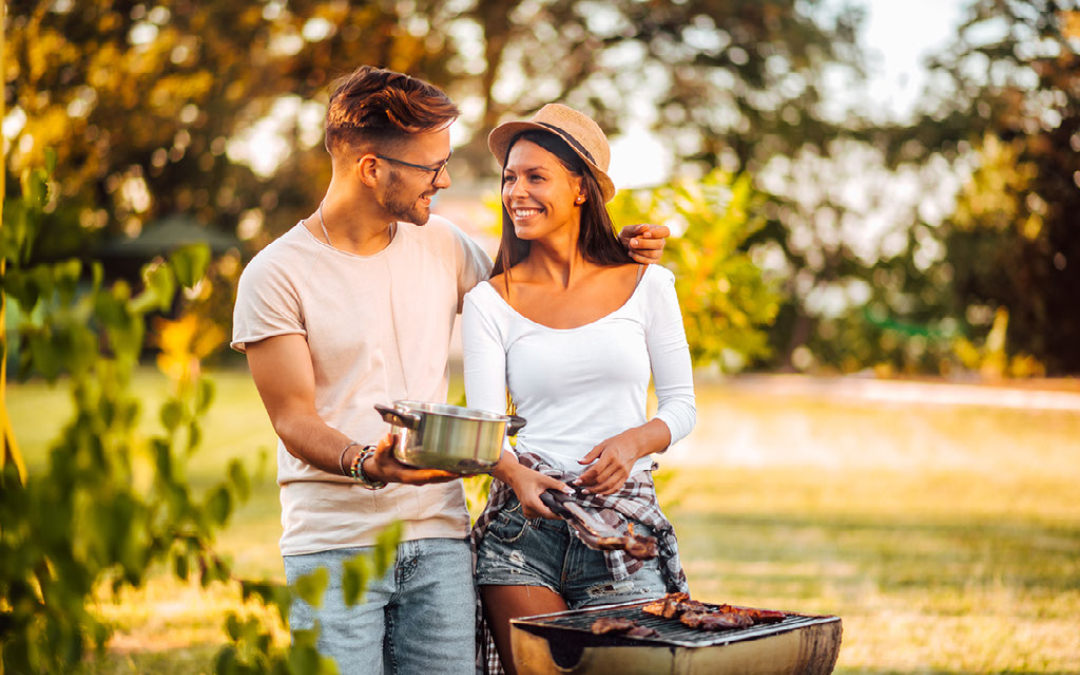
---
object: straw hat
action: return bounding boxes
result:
[488,103,616,203]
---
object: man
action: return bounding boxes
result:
[231,66,667,674]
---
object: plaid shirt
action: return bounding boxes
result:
[473,451,688,673]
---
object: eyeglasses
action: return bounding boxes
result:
[374,152,452,186]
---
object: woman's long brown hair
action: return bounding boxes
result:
[491,130,632,279]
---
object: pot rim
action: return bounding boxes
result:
[391,399,514,424]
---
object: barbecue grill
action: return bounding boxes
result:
[510,599,842,675]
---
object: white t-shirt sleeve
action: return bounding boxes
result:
[452,226,494,313]
[645,268,696,446]
[462,287,511,417]
[230,255,306,353]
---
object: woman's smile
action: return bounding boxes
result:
[511,207,544,222]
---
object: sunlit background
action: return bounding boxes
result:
[4,1,1080,674]
[6,0,1079,376]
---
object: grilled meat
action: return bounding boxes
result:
[625,625,661,638]
[717,604,787,624]
[590,617,638,635]
[620,522,659,560]
[590,617,659,639]
[680,610,753,630]
[622,535,659,559]
[642,592,690,618]
[641,593,788,631]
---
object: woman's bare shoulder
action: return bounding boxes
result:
[487,272,510,301]
[603,262,647,287]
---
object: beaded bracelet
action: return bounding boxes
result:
[350,445,386,490]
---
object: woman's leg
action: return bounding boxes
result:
[480,585,568,675]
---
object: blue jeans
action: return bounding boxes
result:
[283,538,476,675]
[475,497,666,609]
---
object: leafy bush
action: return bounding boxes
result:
[609,170,781,371]
[1,158,397,675]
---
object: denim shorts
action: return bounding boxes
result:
[475,496,666,609]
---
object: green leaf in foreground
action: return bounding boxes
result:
[293,567,329,609]
[170,243,212,289]
[372,521,402,577]
[342,554,370,607]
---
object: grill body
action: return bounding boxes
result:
[510,600,842,675]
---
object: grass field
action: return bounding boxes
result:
[8,369,1080,675]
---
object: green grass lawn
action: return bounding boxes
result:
[7,369,1080,674]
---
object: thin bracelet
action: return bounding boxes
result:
[338,440,361,476]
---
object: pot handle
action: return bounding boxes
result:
[374,404,423,431]
[507,414,527,437]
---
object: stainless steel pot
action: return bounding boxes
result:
[374,400,526,475]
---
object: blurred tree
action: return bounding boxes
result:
[864,0,1080,374]
[6,0,871,370]
[451,0,864,169]
[6,0,867,207]
[3,0,459,255]
[609,170,781,371]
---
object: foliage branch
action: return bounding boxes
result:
[609,169,781,371]
[0,158,398,675]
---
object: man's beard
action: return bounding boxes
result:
[381,170,432,226]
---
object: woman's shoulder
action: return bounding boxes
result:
[639,263,676,287]
[604,262,674,294]
[593,262,644,289]
[463,276,504,310]
[627,265,678,317]
[485,272,510,301]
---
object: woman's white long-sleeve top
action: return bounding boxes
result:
[462,264,696,477]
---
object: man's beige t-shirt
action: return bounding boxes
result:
[231,215,491,556]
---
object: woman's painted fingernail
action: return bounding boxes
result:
[630,238,639,246]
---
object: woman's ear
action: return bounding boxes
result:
[574,178,587,205]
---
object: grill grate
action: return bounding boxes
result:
[513,600,839,649]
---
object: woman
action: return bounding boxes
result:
[462,104,696,673]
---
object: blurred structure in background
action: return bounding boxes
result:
[4,0,1078,375]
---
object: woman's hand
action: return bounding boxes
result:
[573,430,643,495]
[577,418,675,494]
[493,451,571,519]
[576,420,672,494]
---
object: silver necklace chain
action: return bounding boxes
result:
[317,202,332,248]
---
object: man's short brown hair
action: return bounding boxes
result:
[324,66,460,157]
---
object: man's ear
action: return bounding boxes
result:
[355,153,381,188]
